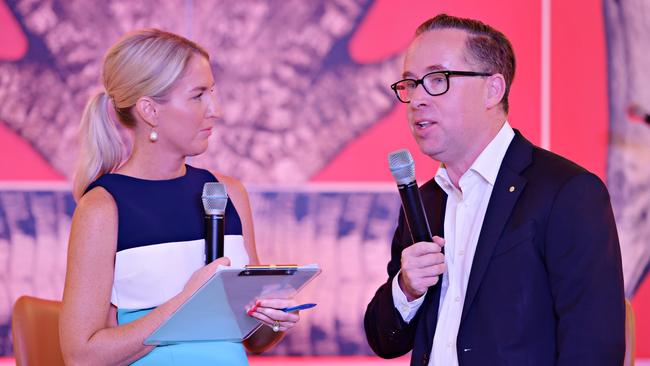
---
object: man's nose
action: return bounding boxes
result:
[409,84,431,108]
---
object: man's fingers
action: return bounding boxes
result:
[400,240,447,297]
[402,251,445,271]
[402,262,446,292]
[403,273,442,295]
[404,241,443,257]
[415,253,445,267]
[405,263,446,280]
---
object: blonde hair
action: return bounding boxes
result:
[73,29,209,200]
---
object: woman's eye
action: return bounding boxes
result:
[193,92,204,100]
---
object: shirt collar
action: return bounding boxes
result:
[435,121,515,191]
[470,121,515,185]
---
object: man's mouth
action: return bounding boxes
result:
[415,120,436,129]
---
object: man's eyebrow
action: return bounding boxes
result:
[425,64,446,72]
[401,71,416,79]
[401,64,447,79]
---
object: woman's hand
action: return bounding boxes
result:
[247,299,301,333]
[182,257,231,295]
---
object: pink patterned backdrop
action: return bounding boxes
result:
[0,0,648,358]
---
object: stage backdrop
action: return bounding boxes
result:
[0,0,648,358]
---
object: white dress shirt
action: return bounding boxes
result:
[392,122,515,366]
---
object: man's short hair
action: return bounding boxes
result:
[416,14,516,113]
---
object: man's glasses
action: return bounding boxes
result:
[390,70,492,103]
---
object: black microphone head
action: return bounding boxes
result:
[388,149,416,185]
[202,182,228,215]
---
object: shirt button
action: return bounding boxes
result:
[447,342,453,348]
[458,250,465,256]
[401,305,409,313]
[455,296,461,302]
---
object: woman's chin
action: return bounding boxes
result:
[185,142,210,157]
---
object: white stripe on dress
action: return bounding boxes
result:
[111,235,248,309]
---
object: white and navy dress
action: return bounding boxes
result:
[86,165,250,365]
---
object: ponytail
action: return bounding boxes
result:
[72,92,124,200]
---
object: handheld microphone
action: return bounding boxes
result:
[202,182,228,264]
[388,149,432,243]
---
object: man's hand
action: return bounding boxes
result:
[398,236,446,302]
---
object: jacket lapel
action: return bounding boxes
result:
[461,131,533,323]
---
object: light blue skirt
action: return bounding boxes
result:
[119,308,249,366]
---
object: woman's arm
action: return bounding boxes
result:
[59,187,228,365]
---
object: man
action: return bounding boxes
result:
[364,14,625,366]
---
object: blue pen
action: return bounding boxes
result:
[282,303,317,312]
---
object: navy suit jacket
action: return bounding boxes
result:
[364,131,625,366]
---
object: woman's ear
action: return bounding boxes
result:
[485,73,506,110]
[134,97,158,127]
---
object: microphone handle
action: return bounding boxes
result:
[398,181,433,243]
[205,214,225,264]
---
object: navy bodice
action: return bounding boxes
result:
[86,164,242,253]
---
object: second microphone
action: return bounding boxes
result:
[202,182,229,264]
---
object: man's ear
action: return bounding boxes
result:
[134,97,158,127]
[485,73,506,110]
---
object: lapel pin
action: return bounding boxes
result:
[508,186,516,193]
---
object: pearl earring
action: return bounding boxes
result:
[149,129,158,142]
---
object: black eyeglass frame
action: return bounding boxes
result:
[390,70,493,103]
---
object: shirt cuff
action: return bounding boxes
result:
[391,271,426,323]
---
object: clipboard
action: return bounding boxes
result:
[144,264,320,345]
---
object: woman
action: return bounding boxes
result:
[59,29,298,365]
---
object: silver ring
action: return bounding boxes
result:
[272,320,280,332]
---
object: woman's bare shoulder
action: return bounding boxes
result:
[210,171,247,197]
[73,186,118,226]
